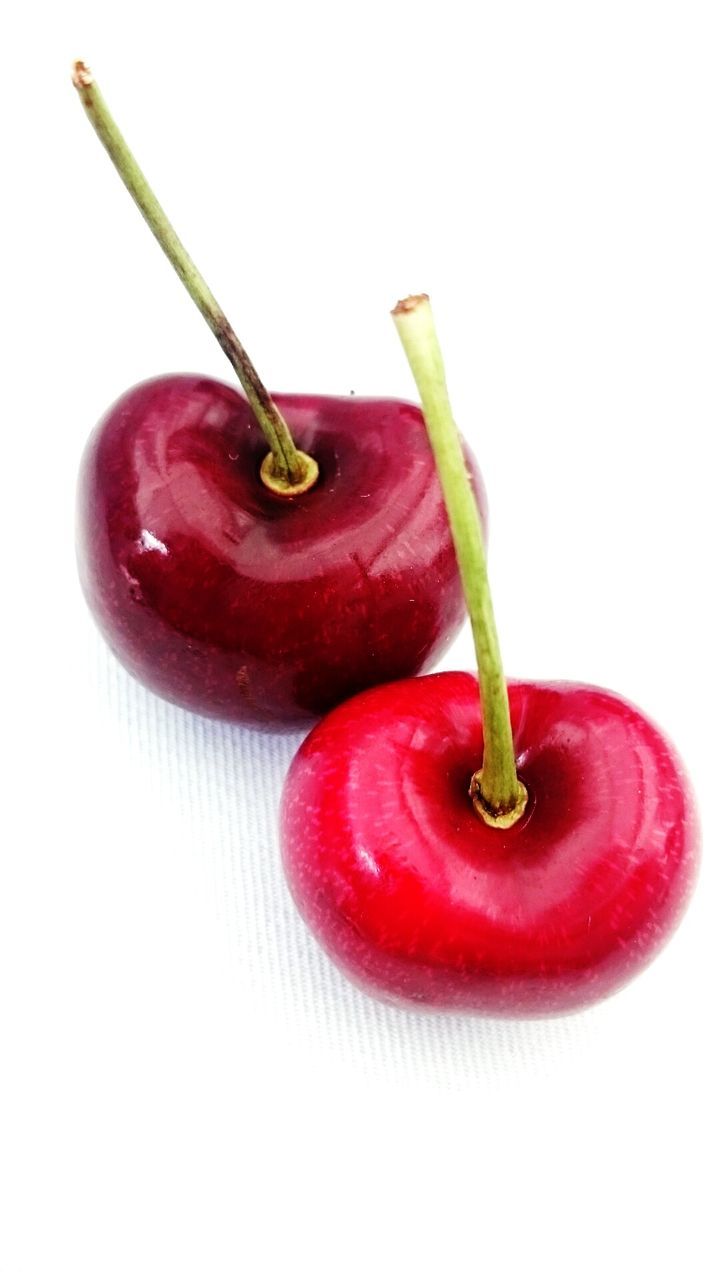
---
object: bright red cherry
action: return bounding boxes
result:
[77,376,482,723]
[281,672,698,1015]
[280,293,699,1015]
[72,65,483,723]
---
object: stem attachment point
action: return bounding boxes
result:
[260,450,319,498]
[470,773,528,829]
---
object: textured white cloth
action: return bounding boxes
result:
[2,6,718,1274]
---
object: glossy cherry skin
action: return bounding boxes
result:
[281,672,699,1016]
[77,375,485,725]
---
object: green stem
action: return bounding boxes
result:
[72,60,317,497]
[392,294,527,829]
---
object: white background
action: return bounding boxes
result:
[2,2,718,1276]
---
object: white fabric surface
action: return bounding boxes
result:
[2,4,718,1275]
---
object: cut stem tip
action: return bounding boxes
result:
[72,60,94,91]
[392,293,430,317]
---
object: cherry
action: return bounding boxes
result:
[78,376,481,722]
[281,673,698,1014]
[73,65,483,723]
[280,295,699,1014]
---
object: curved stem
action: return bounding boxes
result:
[392,294,526,828]
[72,61,317,495]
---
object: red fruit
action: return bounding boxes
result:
[77,376,484,724]
[281,672,698,1015]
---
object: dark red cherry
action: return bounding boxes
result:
[281,672,699,1015]
[71,69,486,723]
[77,375,485,724]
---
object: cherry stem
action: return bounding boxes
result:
[71,61,317,497]
[392,294,527,829]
